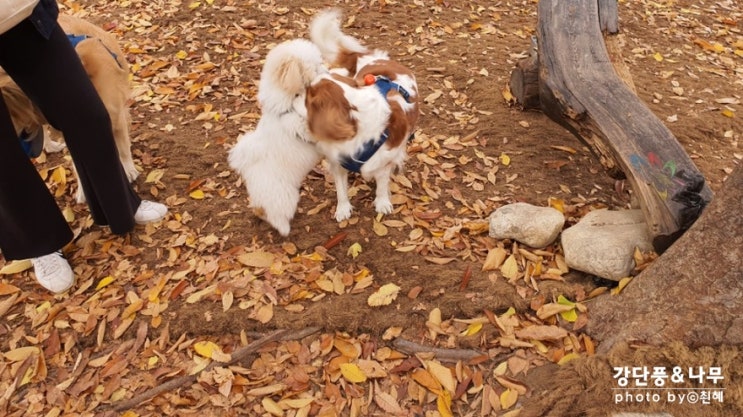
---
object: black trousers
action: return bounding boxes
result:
[0,19,140,260]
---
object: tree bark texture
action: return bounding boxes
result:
[517,0,713,251]
[587,165,743,353]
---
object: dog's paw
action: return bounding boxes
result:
[334,203,353,222]
[374,198,393,215]
[75,187,87,204]
[122,160,140,182]
[43,140,66,154]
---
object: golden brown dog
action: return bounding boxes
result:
[0,14,137,202]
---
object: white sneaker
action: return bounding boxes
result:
[134,200,168,224]
[31,251,75,293]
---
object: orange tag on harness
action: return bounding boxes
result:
[363,74,376,86]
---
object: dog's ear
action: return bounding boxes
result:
[276,58,309,96]
[305,79,357,141]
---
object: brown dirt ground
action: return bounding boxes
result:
[139,0,741,339]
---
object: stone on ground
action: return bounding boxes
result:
[561,209,653,281]
[489,202,565,248]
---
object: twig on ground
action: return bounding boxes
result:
[109,329,296,412]
[393,338,494,364]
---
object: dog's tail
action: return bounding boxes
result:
[310,8,368,74]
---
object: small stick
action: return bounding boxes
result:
[393,338,488,364]
[111,329,290,412]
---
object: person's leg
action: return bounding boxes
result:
[0,19,141,235]
[0,93,73,260]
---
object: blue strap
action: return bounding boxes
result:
[372,76,412,103]
[340,130,390,173]
[66,34,123,69]
[339,77,413,173]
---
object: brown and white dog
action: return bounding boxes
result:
[306,9,419,222]
[0,14,137,202]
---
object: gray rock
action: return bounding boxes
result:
[489,203,565,248]
[561,209,654,281]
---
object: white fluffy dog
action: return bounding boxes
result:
[228,39,325,236]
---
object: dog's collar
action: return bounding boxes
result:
[67,34,123,69]
[367,75,413,103]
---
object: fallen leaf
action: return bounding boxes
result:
[515,325,568,341]
[340,363,367,383]
[347,242,363,259]
[500,255,519,281]
[367,283,401,307]
[0,259,32,275]
[482,247,507,271]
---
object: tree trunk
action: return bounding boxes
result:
[510,0,713,251]
[587,164,743,353]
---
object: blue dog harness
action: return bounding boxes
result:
[340,76,414,173]
[67,34,123,69]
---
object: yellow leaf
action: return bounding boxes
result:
[122,411,139,417]
[193,341,220,359]
[721,109,735,118]
[499,152,511,166]
[367,283,401,307]
[145,169,165,183]
[175,50,188,60]
[96,276,115,291]
[147,356,159,368]
[347,242,363,259]
[500,254,519,280]
[493,361,508,376]
[501,306,516,318]
[556,295,578,321]
[51,166,66,185]
[502,85,515,103]
[62,206,75,222]
[560,308,578,322]
[558,352,580,365]
[611,277,633,295]
[340,363,367,383]
[500,388,519,409]
[461,322,483,336]
[0,259,32,275]
[653,52,664,62]
[548,197,565,213]
[189,189,205,199]
[557,295,575,307]
[188,2,201,9]
[437,391,453,417]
